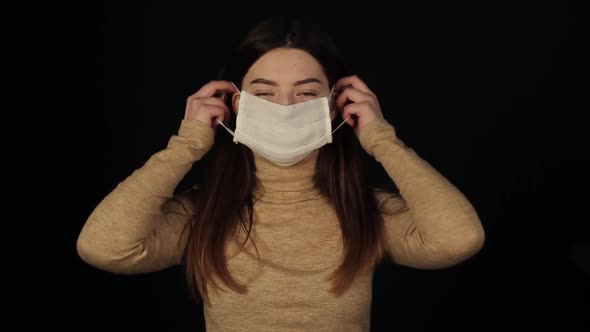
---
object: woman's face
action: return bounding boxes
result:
[232,48,335,120]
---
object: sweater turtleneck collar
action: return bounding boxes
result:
[253,149,324,204]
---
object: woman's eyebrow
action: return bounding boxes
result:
[249,77,322,86]
[294,78,322,86]
[250,78,277,85]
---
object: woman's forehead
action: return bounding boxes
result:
[244,49,328,86]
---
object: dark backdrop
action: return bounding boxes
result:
[45,1,588,331]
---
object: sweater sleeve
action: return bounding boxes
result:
[76,119,214,274]
[359,119,485,269]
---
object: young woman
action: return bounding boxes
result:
[77,17,485,331]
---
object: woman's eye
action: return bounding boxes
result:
[255,92,273,96]
[298,92,317,96]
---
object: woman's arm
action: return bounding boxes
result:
[360,119,485,269]
[76,119,214,274]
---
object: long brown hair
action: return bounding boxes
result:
[180,17,406,305]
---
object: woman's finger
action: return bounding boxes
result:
[200,104,226,124]
[191,80,240,98]
[335,87,375,111]
[201,101,230,124]
[341,102,371,126]
[189,96,228,109]
[334,75,373,95]
[188,97,230,124]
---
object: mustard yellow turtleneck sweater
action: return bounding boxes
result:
[77,118,485,331]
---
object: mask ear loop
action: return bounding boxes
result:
[215,82,241,137]
[331,117,351,134]
[329,85,351,134]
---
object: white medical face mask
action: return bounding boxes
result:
[216,83,350,166]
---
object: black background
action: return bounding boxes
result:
[45,1,589,331]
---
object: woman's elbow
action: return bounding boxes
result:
[464,225,485,255]
[448,224,486,261]
[76,230,108,269]
[76,230,139,274]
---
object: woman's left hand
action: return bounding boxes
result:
[333,75,385,136]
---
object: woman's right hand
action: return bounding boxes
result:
[184,80,239,128]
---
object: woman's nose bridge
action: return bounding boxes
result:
[277,89,295,105]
